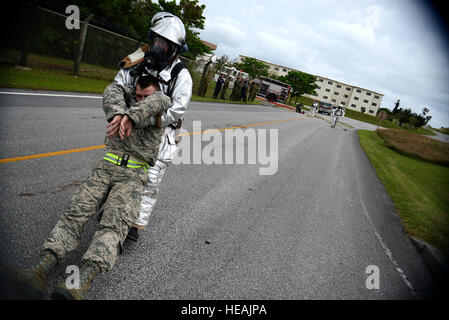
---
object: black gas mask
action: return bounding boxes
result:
[131,34,178,78]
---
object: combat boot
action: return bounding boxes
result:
[51,261,100,300]
[126,227,139,242]
[14,250,58,299]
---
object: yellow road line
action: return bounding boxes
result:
[0,145,107,164]
[0,117,301,164]
[179,118,299,136]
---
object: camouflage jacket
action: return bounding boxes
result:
[102,83,171,166]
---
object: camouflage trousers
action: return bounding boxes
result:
[41,159,148,272]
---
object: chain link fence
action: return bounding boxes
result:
[0,0,203,88]
[1,1,146,70]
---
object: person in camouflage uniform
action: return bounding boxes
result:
[230,78,241,101]
[198,60,213,97]
[219,76,230,100]
[253,83,261,101]
[240,80,248,102]
[228,78,235,101]
[13,76,171,300]
[248,81,257,102]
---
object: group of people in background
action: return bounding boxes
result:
[212,73,260,103]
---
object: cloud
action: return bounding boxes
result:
[200,16,246,48]
[321,20,377,46]
[197,0,449,127]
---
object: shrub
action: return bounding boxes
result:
[377,129,449,167]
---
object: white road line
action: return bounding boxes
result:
[0,92,102,99]
[351,136,420,299]
[0,92,286,113]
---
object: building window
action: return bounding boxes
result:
[317,86,321,89]
[341,102,346,105]
[325,88,330,92]
[361,107,366,113]
[344,94,349,98]
[334,92,339,95]
[351,104,356,108]
[274,67,279,71]
[328,81,333,85]
[366,92,371,96]
[332,99,336,102]
[323,96,328,100]
[282,68,287,72]
[346,87,351,91]
[336,84,341,88]
[354,97,359,100]
[356,89,361,93]
[374,95,379,99]
[363,99,369,103]
[369,110,374,114]
[372,103,377,106]
[319,79,324,82]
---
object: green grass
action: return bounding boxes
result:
[0,48,118,81]
[433,127,449,135]
[0,63,110,93]
[0,60,262,106]
[191,93,261,105]
[345,109,435,135]
[358,130,449,257]
[283,96,316,108]
[0,50,261,106]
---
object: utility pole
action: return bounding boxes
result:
[18,0,37,67]
[73,14,94,76]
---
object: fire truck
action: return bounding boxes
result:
[252,76,291,103]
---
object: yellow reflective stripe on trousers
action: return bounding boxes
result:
[104,153,147,165]
[103,153,149,172]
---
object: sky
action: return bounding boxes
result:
[195,0,449,128]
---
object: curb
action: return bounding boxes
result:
[255,97,296,111]
[409,236,449,282]
[191,98,260,106]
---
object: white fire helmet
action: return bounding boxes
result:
[149,12,188,53]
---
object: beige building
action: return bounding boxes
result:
[237,54,383,116]
[238,54,294,77]
[308,77,383,115]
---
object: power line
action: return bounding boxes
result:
[32,0,138,38]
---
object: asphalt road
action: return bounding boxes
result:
[428,129,449,143]
[0,89,439,300]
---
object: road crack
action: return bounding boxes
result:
[18,180,83,197]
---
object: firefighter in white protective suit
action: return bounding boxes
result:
[99,12,193,242]
[333,103,346,118]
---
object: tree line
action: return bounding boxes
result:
[378,101,432,130]
[51,0,212,61]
